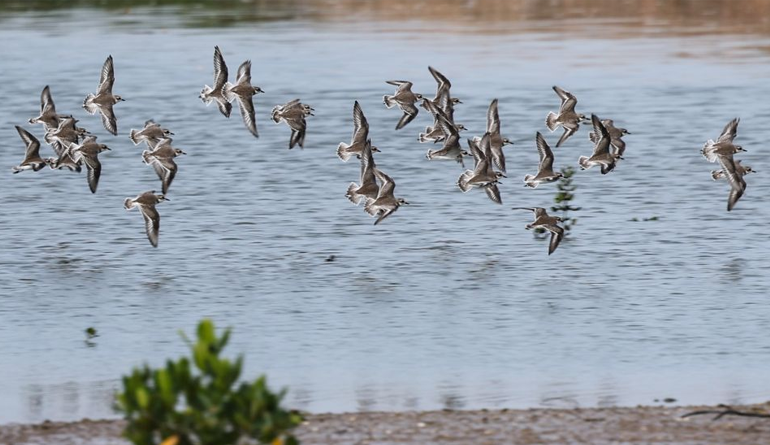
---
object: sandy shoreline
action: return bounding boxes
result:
[1,404,769,445]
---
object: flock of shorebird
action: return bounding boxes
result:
[11,47,752,254]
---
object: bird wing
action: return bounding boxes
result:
[352,100,369,144]
[83,155,102,194]
[361,142,378,189]
[16,126,42,159]
[487,98,500,134]
[40,85,56,115]
[97,55,115,95]
[236,60,252,84]
[139,204,160,247]
[374,168,395,198]
[213,46,229,90]
[547,225,564,255]
[484,184,502,205]
[590,115,611,156]
[236,95,258,137]
[395,104,418,130]
[428,66,451,93]
[536,132,555,172]
[717,118,739,143]
[98,103,118,136]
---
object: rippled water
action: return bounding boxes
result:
[2,4,770,424]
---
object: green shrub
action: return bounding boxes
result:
[116,320,302,445]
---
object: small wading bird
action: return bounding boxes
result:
[346,139,380,205]
[142,139,186,194]
[473,98,512,173]
[545,85,587,147]
[712,159,754,181]
[419,66,464,143]
[124,191,168,248]
[224,60,264,137]
[524,132,563,188]
[199,46,232,118]
[457,133,504,204]
[701,118,747,211]
[578,115,619,174]
[12,126,49,173]
[83,55,124,135]
[67,136,111,193]
[29,85,63,131]
[512,207,565,255]
[419,94,466,144]
[424,100,468,166]
[271,98,313,149]
[44,116,90,172]
[337,101,380,162]
[364,168,409,225]
[383,80,422,130]
[589,118,630,158]
[129,120,174,147]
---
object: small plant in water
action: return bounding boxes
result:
[117,319,301,445]
[534,166,580,237]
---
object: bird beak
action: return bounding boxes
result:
[456,100,463,104]
[168,131,175,135]
[180,151,187,155]
[104,147,112,150]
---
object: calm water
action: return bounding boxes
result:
[2,3,770,424]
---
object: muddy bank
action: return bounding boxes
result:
[1,405,769,445]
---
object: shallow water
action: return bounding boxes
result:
[2,2,770,424]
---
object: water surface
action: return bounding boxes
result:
[1,1,770,424]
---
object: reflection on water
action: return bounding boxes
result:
[4,0,770,35]
[2,0,770,425]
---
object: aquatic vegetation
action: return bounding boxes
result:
[117,319,301,445]
[534,166,579,237]
[551,166,580,232]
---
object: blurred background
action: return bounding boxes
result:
[1,0,770,424]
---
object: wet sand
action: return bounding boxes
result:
[1,404,769,445]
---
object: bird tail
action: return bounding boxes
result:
[545,112,558,132]
[711,170,722,181]
[418,128,435,143]
[523,174,538,188]
[82,94,97,114]
[141,150,154,165]
[364,198,378,216]
[578,156,590,170]
[383,95,396,108]
[337,142,353,162]
[129,129,140,145]
[123,198,134,210]
[346,183,361,205]
[457,171,473,192]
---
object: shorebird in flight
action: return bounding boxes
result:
[578,115,619,174]
[512,207,565,255]
[124,191,168,248]
[524,132,563,188]
[383,80,422,130]
[545,86,587,147]
[83,55,124,135]
[199,46,232,118]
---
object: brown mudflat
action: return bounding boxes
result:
[1,404,769,445]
